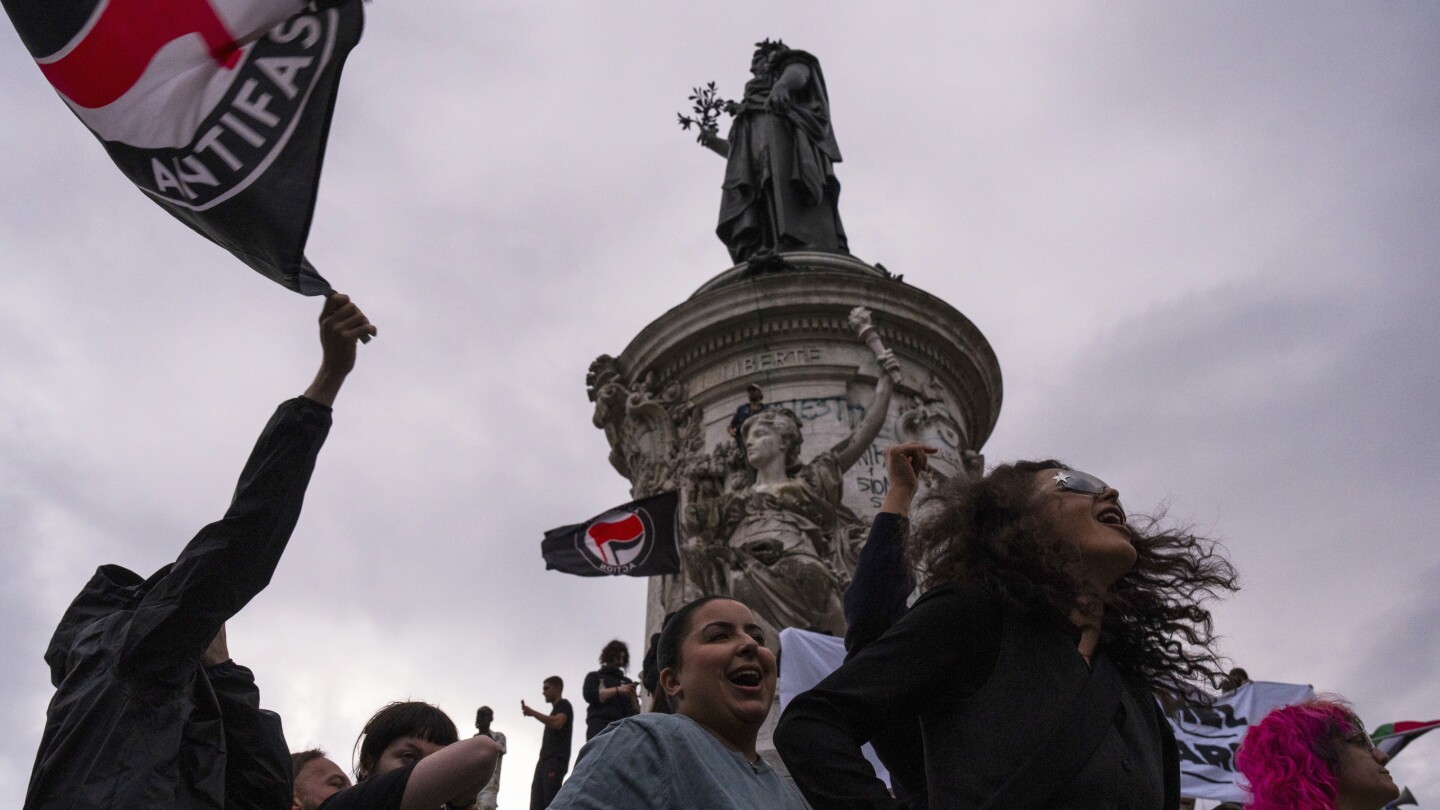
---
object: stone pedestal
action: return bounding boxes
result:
[587,252,1002,640]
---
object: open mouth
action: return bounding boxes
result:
[727,667,764,689]
[1097,506,1127,527]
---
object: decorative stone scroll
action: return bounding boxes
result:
[586,355,705,498]
[896,371,985,484]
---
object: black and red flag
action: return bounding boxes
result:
[543,491,682,578]
[1,0,364,294]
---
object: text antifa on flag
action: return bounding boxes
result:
[1,0,364,294]
[542,491,682,578]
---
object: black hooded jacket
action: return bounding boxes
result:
[24,397,332,810]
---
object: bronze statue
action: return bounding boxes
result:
[683,39,848,264]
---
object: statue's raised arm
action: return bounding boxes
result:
[706,306,902,638]
[829,307,901,471]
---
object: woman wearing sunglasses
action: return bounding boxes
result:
[1237,698,1400,810]
[775,446,1237,809]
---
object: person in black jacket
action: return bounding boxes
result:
[834,443,934,808]
[776,454,1238,809]
[582,640,640,740]
[24,294,375,810]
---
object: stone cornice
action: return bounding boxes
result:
[616,259,1003,449]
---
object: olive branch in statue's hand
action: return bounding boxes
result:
[677,81,734,144]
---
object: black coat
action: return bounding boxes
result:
[779,578,1180,809]
[583,667,639,740]
[24,398,332,810]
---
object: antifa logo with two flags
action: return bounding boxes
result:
[1,0,364,294]
[543,491,682,578]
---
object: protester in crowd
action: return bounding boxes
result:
[640,612,678,714]
[582,640,641,740]
[522,677,574,809]
[726,383,767,451]
[547,596,809,809]
[834,442,934,807]
[1221,667,1252,693]
[23,295,374,810]
[775,456,1238,808]
[1236,698,1400,810]
[293,749,353,810]
[319,701,499,810]
[473,707,506,810]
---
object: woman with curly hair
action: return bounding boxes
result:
[1237,698,1399,810]
[582,639,640,740]
[775,446,1238,809]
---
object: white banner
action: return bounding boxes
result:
[777,628,891,786]
[1172,680,1315,802]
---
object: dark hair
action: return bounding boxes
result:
[908,459,1238,706]
[599,639,630,669]
[475,706,493,726]
[657,595,732,677]
[544,675,563,690]
[291,748,328,777]
[354,702,458,781]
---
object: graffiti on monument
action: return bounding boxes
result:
[895,372,983,484]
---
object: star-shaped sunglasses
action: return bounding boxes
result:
[1051,470,1111,495]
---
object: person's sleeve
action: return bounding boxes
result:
[208,660,292,810]
[774,585,1001,810]
[843,513,913,657]
[549,722,669,809]
[582,670,602,706]
[1156,699,1180,809]
[117,397,333,682]
[319,764,414,810]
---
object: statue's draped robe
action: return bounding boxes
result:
[718,50,848,263]
[713,451,865,638]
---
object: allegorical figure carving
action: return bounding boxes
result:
[687,39,848,264]
[682,308,900,638]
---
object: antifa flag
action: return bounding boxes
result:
[543,491,682,578]
[1,0,364,294]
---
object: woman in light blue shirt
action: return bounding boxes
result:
[548,596,808,809]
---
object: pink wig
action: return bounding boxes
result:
[1236,698,1361,810]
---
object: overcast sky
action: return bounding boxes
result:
[2,3,1438,807]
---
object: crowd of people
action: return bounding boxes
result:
[21,296,1404,810]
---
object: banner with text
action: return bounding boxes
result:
[1172,680,1315,802]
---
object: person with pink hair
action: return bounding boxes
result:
[1237,698,1400,810]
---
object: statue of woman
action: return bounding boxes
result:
[700,39,848,264]
[685,351,899,639]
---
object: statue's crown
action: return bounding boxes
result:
[754,38,788,59]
